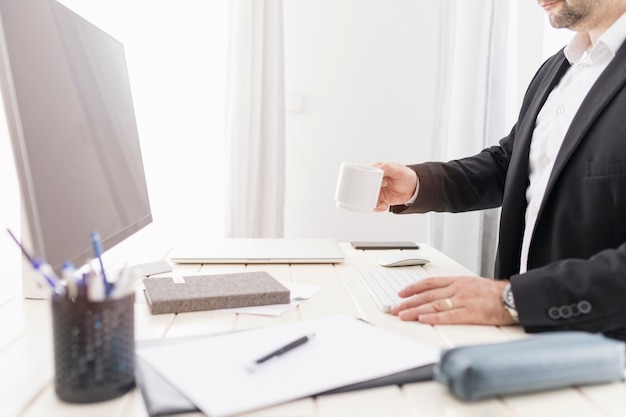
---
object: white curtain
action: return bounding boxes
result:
[480,1,510,277]
[225,0,286,238]
[431,0,509,276]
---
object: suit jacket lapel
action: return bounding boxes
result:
[496,53,570,278]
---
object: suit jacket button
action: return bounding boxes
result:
[578,300,592,314]
[559,305,573,319]
[548,307,561,320]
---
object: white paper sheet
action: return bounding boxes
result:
[136,315,439,417]
[223,282,324,316]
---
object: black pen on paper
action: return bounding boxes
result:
[246,333,315,372]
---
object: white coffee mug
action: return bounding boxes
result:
[335,162,384,212]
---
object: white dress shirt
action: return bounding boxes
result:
[519,13,626,273]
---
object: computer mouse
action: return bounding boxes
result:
[377,252,431,267]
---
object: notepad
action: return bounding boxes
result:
[135,347,435,417]
[136,315,440,417]
[142,271,290,314]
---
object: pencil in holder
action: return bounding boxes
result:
[51,292,135,403]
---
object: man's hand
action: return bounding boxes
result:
[390,275,517,326]
[371,161,418,212]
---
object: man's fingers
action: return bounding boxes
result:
[392,297,457,318]
[397,304,464,322]
[398,276,456,297]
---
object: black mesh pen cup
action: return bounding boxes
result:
[51,292,135,403]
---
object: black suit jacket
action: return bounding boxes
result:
[393,41,626,337]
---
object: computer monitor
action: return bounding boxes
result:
[0,0,171,298]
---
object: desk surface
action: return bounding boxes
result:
[2,242,625,417]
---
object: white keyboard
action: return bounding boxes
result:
[357,269,426,313]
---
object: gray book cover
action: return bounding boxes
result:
[143,271,290,314]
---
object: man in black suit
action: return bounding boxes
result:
[375,0,626,339]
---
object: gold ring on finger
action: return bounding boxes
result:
[444,298,453,310]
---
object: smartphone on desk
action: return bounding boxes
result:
[351,241,420,250]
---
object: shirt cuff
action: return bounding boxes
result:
[403,179,420,206]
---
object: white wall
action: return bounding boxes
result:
[282,0,440,243]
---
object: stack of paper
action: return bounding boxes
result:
[136,315,439,417]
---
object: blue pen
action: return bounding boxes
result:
[7,228,65,296]
[75,262,89,301]
[90,231,111,296]
[32,258,66,296]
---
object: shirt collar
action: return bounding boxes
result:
[564,11,626,64]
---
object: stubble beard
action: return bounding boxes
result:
[548,2,595,30]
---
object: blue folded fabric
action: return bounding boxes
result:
[434,331,625,401]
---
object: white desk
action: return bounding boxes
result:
[2,243,626,417]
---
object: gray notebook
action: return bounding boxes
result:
[142,271,290,314]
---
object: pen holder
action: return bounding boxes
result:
[51,292,135,403]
